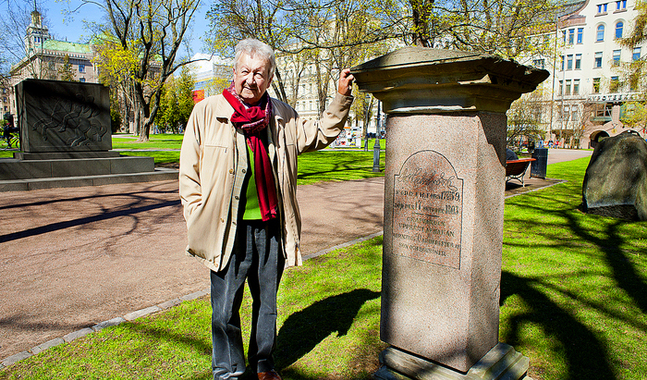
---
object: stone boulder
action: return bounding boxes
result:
[582,130,647,220]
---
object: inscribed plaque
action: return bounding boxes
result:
[392,150,463,269]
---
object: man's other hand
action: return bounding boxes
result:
[337,68,354,96]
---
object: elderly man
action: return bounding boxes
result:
[179,39,354,380]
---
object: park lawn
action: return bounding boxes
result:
[111,133,185,150]
[1,157,646,380]
[500,157,647,380]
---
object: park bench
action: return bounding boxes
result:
[505,158,536,187]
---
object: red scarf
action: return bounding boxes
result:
[222,84,278,221]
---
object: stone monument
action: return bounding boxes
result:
[0,79,175,191]
[351,48,548,380]
[582,130,647,221]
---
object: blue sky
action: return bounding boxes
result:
[40,0,210,53]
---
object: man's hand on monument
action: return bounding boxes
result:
[337,68,354,96]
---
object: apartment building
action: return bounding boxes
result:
[534,0,646,148]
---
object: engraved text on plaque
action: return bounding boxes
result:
[392,150,463,269]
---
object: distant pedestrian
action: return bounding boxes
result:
[3,112,17,148]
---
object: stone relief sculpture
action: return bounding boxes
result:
[33,94,108,147]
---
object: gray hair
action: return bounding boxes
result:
[234,39,276,80]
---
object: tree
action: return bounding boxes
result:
[0,1,53,79]
[621,102,647,135]
[155,66,195,133]
[93,37,139,134]
[58,54,76,81]
[507,89,548,148]
[206,0,292,103]
[82,0,202,141]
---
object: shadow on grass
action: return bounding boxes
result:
[500,271,617,380]
[274,289,380,371]
[563,213,647,314]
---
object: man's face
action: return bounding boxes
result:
[233,53,272,105]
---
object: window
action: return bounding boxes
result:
[575,54,582,69]
[567,54,573,70]
[561,55,565,71]
[573,79,580,95]
[596,103,613,117]
[79,78,86,83]
[559,80,563,95]
[597,3,608,13]
[562,30,567,43]
[612,50,621,66]
[565,79,572,95]
[577,28,584,44]
[572,106,579,121]
[594,52,603,68]
[593,78,601,93]
[609,76,620,92]
[568,28,575,45]
[596,25,605,41]
[633,47,642,60]
[562,105,570,121]
[533,59,545,69]
[78,64,85,73]
[615,22,623,39]
[616,0,627,10]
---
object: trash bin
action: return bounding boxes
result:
[531,148,548,179]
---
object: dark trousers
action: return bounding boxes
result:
[210,219,284,380]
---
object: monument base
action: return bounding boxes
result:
[374,343,529,380]
[0,156,154,180]
[15,151,121,160]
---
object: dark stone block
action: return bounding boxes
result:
[0,157,155,180]
[110,156,155,174]
[582,130,647,221]
[15,79,111,153]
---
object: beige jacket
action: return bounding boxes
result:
[179,92,353,272]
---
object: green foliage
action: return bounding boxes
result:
[86,0,202,141]
[57,55,76,82]
[154,66,195,133]
[374,0,560,59]
[620,101,647,132]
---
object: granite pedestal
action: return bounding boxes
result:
[351,48,549,379]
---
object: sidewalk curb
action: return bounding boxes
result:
[0,288,211,369]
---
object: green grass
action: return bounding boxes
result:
[500,157,647,380]
[111,133,185,150]
[1,157,646,380]
[296,150,384,185]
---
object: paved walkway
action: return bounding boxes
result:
[0,148,591,363]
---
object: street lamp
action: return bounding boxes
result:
[372,100,382,172]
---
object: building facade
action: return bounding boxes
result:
[532,0,646,148]
[6,9,99,117]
